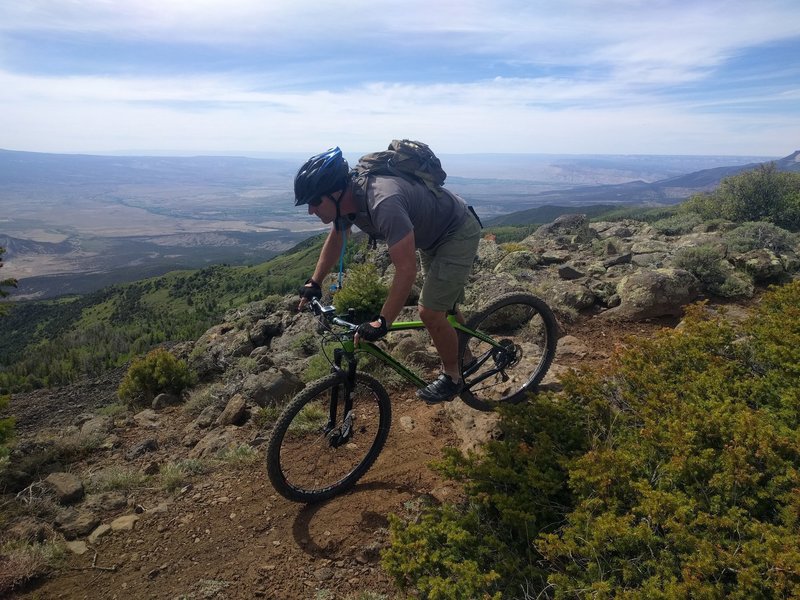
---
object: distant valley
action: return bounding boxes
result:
[0,148,789,299]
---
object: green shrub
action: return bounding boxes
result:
[715,271,755,298]
[0,247,17,317]
[117,347,194,406]
[498,242,529,254]
[682,164,800,231]
[743,280,800,426]
[536,297,800,598]
[723,221,797,253]
[291,332,318,356]
[333,263,388,320]
[385,507,502,600]
[384,394,589,599]
[97,402,129,418]
[253,406,281,428]
[385,281,800,598]
[673,244,724,284]
[652,211,703,235]
[673,245,755,298]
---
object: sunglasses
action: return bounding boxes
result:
[309,192,340,207]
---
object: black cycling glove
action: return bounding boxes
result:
[356,315,388,341]
[299,278,322,301]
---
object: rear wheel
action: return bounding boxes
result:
[458,293,558,411]
[266,372,391,503]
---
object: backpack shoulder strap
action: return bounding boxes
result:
[349,170,378,249]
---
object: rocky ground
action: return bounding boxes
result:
[0,308,676,600]
[2,214,797,599]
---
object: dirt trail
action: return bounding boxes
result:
[13,394,459,600]
[9,313,676,600]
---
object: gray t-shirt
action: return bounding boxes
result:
[349,175,468,251]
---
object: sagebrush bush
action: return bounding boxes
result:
[385,281,800,599]
[723,221,797,253]
[652,211,703,235]
[333,263,388,320]
[117,347,194,406]
[88,466,148,492]
[672,244,753,298]
[673,244,726,285]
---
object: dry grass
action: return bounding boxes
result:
[0,540,66,596]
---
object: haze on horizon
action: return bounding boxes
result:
[1,1,799,158]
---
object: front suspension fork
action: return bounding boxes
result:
[325,348,357,446]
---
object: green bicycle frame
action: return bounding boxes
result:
[335,314,503,389]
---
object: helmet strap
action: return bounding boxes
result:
[331,182,350,232]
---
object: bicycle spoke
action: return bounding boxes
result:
[460,293,557,410]
[267,372,391,502]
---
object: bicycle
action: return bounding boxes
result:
[266,292,558,503]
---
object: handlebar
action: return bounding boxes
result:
[309,298,359,331]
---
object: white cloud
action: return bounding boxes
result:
[1,66,796,156]
[1,0,799,155]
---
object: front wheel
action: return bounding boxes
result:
[266,371,391,503]
[459,292,558,411]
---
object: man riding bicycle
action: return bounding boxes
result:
[295,147,481,404]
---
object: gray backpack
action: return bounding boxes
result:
[351,139,447,199]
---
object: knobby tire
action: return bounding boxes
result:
[266,371,391,503]
[458,292,558,411]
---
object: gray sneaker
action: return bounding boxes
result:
[416,374,463,405]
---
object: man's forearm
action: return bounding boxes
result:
[380,265,416,324]
[381,231,418,324]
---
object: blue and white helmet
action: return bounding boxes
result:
[293,147,350,206]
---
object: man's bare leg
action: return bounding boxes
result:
[419,305,461,382]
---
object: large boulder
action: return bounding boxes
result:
[604,268,700,321]
[542,281,596,312]
[731,248,786,282]
[189,299,292,380]
[474,237,507,271]
[493,250,540,275]
[240,368,304,407]
[530,214,596,246]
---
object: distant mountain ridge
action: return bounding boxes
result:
[489,150,800,226]
[2,147,795,296]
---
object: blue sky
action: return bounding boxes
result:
[1,1,798,157]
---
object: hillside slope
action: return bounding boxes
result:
[2,210,799,598]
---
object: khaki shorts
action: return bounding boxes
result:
[419,213,481,312]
